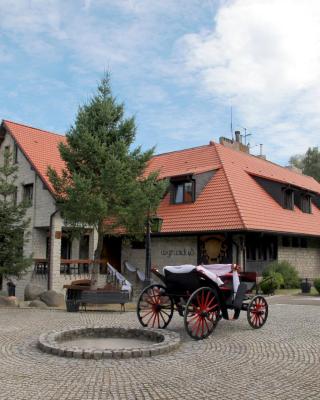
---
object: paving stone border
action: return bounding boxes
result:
[38,326,181,359]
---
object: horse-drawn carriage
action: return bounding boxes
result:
[136,264,268,340]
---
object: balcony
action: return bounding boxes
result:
[33,259,108,277]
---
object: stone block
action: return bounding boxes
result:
[40,290,64,307]
[24,284,45,301]
[0,296,18,307]
[29,300,48,309]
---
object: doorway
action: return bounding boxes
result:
[100,236,122,272]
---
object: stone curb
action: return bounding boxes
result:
[38,326,181,360]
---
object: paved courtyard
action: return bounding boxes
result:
[0,305,320,400]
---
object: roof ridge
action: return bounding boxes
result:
[3,119,65,138]
[153,144,211,158]
[215,142,318,183]
[214,143,247,229]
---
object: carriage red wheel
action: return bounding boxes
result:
[247,295,268,329]
[137,284,174,329]
[184,287,221,340]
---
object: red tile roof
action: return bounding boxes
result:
[148,141,320,236]
[2,119,320,237]
[2,120,66,193]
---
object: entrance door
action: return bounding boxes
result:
[101,236,122,272]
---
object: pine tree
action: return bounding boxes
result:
[48,75,167,281]
[290,147,320,182]
[0,148,32,290]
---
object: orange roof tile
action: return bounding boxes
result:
[144,144,220,179]
[2,119,320,237]
[3,120,66,193]
[150,141,320,236]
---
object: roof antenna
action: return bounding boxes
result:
[241,127,252,145]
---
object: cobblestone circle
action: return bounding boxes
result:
[1,305,320,399]
[38,326,180,359]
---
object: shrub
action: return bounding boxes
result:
[314,278,320,294]
[263,261,300,289]
[260,272,283,294]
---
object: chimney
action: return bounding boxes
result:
[255,144,266,160]
[219,131,249,154]
[235,131,241,143]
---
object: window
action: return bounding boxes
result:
[283,189,294,210]
[23,183,33,205]
[300,238,308,248]
[282,236,291,247]
[131,240,145,249]
[173,181,195,204]
[13,143,18,164]
[301,194,311,214]
[292,237,299,248]
[12,187,17,205]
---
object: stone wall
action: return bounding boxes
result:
[122,236,198,274]
[0,132,58,297]
[278,241,320,279]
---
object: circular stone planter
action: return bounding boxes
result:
[38,326,181,359]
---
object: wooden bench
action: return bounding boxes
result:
[79,290,130,311]
[66,285,131,312]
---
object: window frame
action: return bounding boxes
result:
[13,142,18,164]
[301,194,312,214]
[283,188,294,210]
[12,186,17,206]
[172,179,195,204]
[23,183,34,205]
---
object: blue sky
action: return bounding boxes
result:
[1,0,320,164]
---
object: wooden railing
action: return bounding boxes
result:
[33,259,108,276]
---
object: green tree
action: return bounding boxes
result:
[48,75,167,281]
[290,147,320,182]
[0,148,32,291]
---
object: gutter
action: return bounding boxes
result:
[47,208,59,290]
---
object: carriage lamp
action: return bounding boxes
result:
[145,216,163,287]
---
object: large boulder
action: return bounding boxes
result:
[19,300,31,308]
[24,284,46,301]
[0,295,18,307]
[29,299,48,309]
[40,290,64,307]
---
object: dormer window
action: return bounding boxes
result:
[283,188,294,210]
[301,194,311,214]
[171,177,195,204]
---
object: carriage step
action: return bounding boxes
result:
[234,283,248,309]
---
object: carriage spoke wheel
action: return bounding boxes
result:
[137,284,174,329]
[247,295,268,329]
[184,287,220,340]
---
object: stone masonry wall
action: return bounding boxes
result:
[278,244,320,279]
[0,132,55,298]
[122,236,198,274]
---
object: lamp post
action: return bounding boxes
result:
[144,215,163,287]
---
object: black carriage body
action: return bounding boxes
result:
[137,266,268,340]
[162,268,235,318]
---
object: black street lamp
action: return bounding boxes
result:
[144,215,163,287]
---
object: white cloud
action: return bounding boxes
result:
[179,0,320,161]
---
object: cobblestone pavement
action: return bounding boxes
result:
[0,305,320,400]
[268,294,320,306]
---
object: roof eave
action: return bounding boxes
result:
[2,120,56,197]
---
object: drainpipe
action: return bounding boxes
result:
[47,208,59,290]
